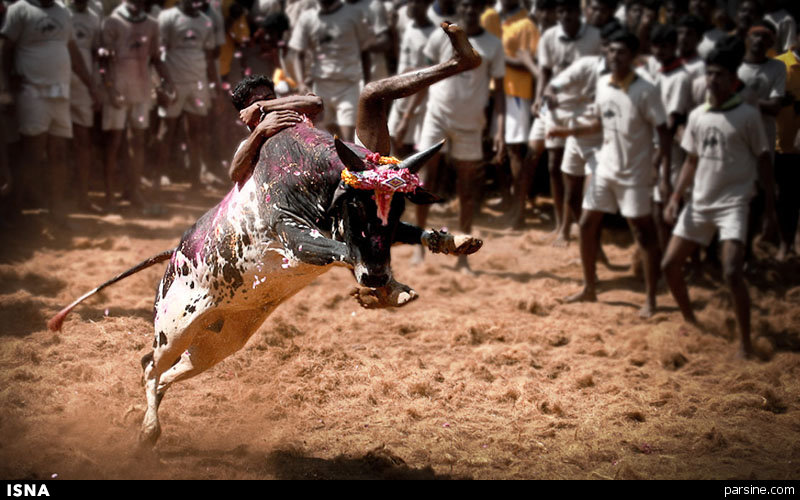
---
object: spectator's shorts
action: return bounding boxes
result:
[504,95,531,145]
[16,93,72,138]
[313,79,358,128]
[102,101,151,131]
[387,100,423,146]
[158,82,210,118]
[527,107,566,149]
[70,81,94,127]
[561,135,600,177]
[583,174,652,218]
[673,202,749,246]
[418,111,483,162]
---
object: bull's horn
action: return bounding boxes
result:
[334,136,367,172]
[398,140,445,174]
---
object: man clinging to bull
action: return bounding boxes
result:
[49,22,485,447]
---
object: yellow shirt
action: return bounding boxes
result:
[219,0,251,78]
[774,50,800,154]
[481,8,539,100]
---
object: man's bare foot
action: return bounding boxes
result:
[552,232,569,248]
[455,255,476,275]
[538,227,560,242]
[351,278,419,309]
[565,288,597,303]
[638,301,656,319]
[442,22,482,71]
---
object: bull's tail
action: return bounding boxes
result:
[47,249,175,332]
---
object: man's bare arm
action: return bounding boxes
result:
[229,110,303,184]
[238,94,323,129]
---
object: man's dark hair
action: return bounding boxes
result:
[706,35,745,74]
[750,19,778,36]
[554,0,581,9]
[664,0,688,9]
[231,75,275,111]
[537,0,558,9]
[592,0,619,8]
[600,19,623,40]
[642,0,662,10]
[677,14,706,34]
[608,29,641,53]
[261,11,290,34]
[739,0,764,16]
[651,23,678,45]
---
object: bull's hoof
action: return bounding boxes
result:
[422,230,483,256]
[350,280,418,309]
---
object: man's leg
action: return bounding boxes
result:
[19,133,48,209]
[185,112,207,189]
[155,117,180,192]
[72,123,97,211]
[546,147,566,238]
[555,171,585,247]
[776,153,800,261]
[721,239,752,358]
[566,209,605,303]
[103,129,124,209]
[627,214,661,318]
[46,135,70,222]
[661,234,700,323]
[453,158,483,272]
[356,22,481,155]
[508,138,543,229]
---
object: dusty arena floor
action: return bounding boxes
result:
[1,184,799,480]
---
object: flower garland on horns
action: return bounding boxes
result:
[340,152,423,226]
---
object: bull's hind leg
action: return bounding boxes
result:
[155,309,266,396]
[139,320,203,447]
[356,22,482,155]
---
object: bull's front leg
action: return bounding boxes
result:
[275,219,352,267]
[395,222,484,255]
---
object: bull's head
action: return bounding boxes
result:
[329,138,444,288]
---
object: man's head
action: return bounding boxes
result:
[705,36,745,103]
[500,0,520,14]
[607,29,640,75]
[663,0,688,25]
[126,0,146,13]
[179,0,200,16]
[587,0,618,28]
[736,0,764,34]
[651,23,678,63]
[534,0,558,29]
[456,0,484,30]
[318,0,339,10]
[555,0,582,36]
[257,11,290,52]
[745,20,777,59]
[688,0,713,23]
[407,0,433,23]
[73,0,89,11]
[677,14,704,56]
[623,0,643,31]
[231,75,276,111]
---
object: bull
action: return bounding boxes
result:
[48,22,485,447]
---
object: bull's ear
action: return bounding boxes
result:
[405,187,442,205]
[334,136,367,172]
[398,139,445,174]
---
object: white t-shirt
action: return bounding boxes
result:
[681,55,705,82]
[0,0,74,97]
[158,7,215,85]
[737,59,786,152]
[594,73,667,187]
[102,3,160,102]
[764,9,797,53]
[681,100,770,211]
[391,21,435,117]
[537,22,602,78]
[68,5,100,95]
[288,3,370,83]
[423,27,505,131]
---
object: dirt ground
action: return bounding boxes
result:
[1,183,799,480]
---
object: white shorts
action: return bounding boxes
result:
[561,134,601,177]
[313,79,359,128]
[16,92,72,138]
[504,95,532,145]
[673,202,749,246]
[158,82,210,118]
[583,174,653,218]
[70,80,94,127]
[387,100,423,146]
[527,107,566,149]
[418,111,483,162]
[102,101,151,131]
